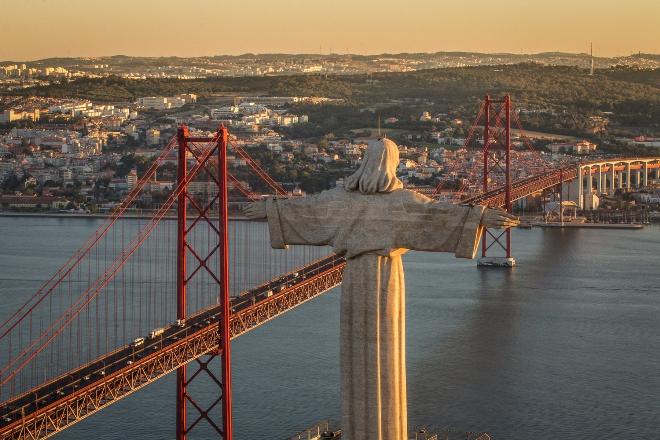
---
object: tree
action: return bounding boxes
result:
[1,173,23,193]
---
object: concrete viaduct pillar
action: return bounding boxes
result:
[597,164,603,194]
[609,164,615,193]
[625,162,631,188]
[576,166,584,209]
[643,162,649,187]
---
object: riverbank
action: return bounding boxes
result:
[534,222,644,229]
[0,211,252,221]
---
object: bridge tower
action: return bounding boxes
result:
[176,125,233,439]
[477,95,516,267]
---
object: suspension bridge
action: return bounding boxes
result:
[0,96,658,439]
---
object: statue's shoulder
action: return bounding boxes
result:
[313,187,351,201]
[328,187,349,197]
[391,188,431,202]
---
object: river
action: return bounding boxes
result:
[0,217,658,439]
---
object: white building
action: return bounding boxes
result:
[583,192,600,210]
[146,128,160,146]
[136,94,196,110]
[547,140,597,155]
[61,168,73,182]
[211,106,240,119]
[0,109,40,123]
[136,97,169,110]
[126,169,138,191]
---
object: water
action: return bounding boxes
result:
[0,217,658,439]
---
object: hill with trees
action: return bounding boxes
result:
[8,63,659,134]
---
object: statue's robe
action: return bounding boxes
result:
[265,187,485,440]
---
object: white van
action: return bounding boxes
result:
[148,328,165,339]
[131,337,145,347]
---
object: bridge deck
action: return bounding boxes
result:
[464,167,578,207]
[0,255,345,440]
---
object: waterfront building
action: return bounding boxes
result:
[126,169,138,191]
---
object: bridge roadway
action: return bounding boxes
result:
[463,157,660,207]
[0,255,346,440]
[463,166,578,207]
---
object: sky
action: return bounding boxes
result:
[1,0,658,61]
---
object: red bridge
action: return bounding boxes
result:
[0,98,658,439]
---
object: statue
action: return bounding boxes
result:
[245,138,518,440]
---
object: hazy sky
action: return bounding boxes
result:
[1,0,658,60]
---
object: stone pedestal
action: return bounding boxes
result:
[477,256,516,267]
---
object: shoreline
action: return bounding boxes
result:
[0,211,252,221]
[2,211,657,225]
[534,222,645,229]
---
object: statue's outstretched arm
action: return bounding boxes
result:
[244,200,267,219]
[481,207,520,229]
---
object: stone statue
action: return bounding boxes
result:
[245,138,518,440]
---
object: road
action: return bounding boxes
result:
[0,254,344,426]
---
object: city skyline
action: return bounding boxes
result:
[1,0,658,61]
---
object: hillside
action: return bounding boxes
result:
[11,64,658,131]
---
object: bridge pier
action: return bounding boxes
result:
[571,167,584,209]
[567,159,660,210]
[563,179,578,209]
[477,256,516,267]
[643,162,648,187]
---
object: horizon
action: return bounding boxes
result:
[2,0,658,61]
[2,50,658,64]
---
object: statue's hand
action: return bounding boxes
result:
[481,207,520,229]
[243,200,267,220]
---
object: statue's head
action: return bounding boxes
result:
[345,138,403,194]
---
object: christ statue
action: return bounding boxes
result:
[244,138,518,440]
